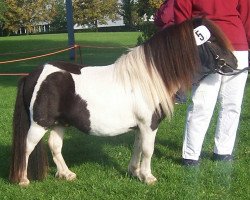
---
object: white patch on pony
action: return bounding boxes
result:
[71,65,139,136]
[26,120,47,153]
[29,64,62,119]
[193,25,211,46]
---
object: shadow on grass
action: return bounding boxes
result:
[60,130,135,175]
[0,76,20,87]
[1,127,185,183]
[154,139,183,165]
[0,131,135,183]
[0,144,11,181]
[57,129,186,179]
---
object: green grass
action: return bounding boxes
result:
[0,33,249,200]
[0,32,139,72]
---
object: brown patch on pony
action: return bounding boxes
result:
[150,106,165,131]
[48,61,85,74]
[33,72,91,133]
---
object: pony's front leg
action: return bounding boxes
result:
[128,131,142,177]
[48,126,76,181]
[139,127,157,185]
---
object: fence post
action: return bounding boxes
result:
[66,0,75,60]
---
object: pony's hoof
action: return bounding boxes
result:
[144,176,157,185]
[19,178,30,187]
[66,172,76,181]
[55,171,76,181]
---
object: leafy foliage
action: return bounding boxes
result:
[136,0,164,44]
[0,0,7,35]
[0,0,166,36]
[149,0,165,10]
[3,0,57,33]
[137,21,157,45]
[120,0,139,28]
[0,0,6,21]
[137,0,164,17]
[73,0,120,29]
[50,0,67,32]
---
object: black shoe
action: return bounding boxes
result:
[213,153,233,161]
[182,158,199,166]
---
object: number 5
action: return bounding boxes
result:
[195,30,205,41]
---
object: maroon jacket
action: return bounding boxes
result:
[174,0,250,50]
[154,0,175,29]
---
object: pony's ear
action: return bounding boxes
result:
[192,18,203,28]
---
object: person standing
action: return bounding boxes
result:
[174,0,250,165]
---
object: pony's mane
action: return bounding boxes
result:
[114,18,231,119]
[114,19,200,118]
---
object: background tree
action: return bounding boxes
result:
[0,0,7,36]
[137,0,163,18]
[73,0,120,29]
[50,0,67,32]
[149,0,164,11]
[136,0,164,44]
[3,0,57,34]
[120,0,139,28]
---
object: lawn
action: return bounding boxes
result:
[0,32,249,200]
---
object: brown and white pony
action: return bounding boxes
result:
[9,18,236,186]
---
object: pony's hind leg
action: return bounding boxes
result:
[19,123,47,186]
[48,126,76,181]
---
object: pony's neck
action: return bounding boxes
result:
[115,46,174,118]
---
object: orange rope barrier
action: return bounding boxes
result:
[0,46,68,56]
[0,45,129,57]
[81,45,130,49]
[0,45,80,64]
[0,73,29,76]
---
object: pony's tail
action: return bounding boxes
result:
[9,77,48,183]
[9,77,30,183]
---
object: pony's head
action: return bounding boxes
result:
[144,17,237,93]
[193,18,237,83]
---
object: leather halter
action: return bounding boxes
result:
[207,41,249,76]
[194,41,249,86]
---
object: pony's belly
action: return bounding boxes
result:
[88,105,137,136]
[89,124,135,137]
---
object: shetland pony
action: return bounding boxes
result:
[10,18,236,186]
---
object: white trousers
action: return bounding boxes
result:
[182,51,249,160]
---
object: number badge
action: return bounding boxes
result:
[193,25,211,45]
